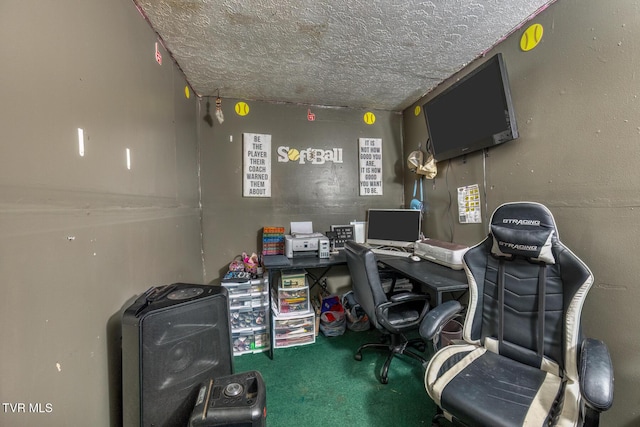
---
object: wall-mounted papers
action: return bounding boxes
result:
[458,184,481,224]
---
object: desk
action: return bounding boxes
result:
[262,253,468,358]
[377,256,468,306]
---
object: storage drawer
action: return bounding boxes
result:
[221,280,252,295]
[229,294,252,309]
[232,331,271,355]
[230,306,269,330]
[232,331,254,354]
[280,269,306,288]
[272,286,310,314]
[272,312,316,348]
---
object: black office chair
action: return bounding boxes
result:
[344,241,430,384]
[420,202,614,426]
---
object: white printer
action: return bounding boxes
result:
[414,238,469,270]
[284,221,330,258]
[285,233,330,258]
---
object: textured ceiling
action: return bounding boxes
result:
[134,0,554,111]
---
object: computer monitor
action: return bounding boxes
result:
[365,209,422,248]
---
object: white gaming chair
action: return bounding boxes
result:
[420,202,614,426]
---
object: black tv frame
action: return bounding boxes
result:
[423,53,519,162]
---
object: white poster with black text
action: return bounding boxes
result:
[358,138,382,196]
[243,133,271,197]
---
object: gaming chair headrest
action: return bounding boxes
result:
[489,202,558,264]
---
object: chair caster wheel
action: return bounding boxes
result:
[354,353,363,361]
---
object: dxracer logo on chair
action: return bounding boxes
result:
[277,146,343,165]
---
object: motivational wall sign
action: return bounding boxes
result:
[358,138,383,196]
[276,146,343,165]
[243,133,271,197]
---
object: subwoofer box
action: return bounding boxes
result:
[122,283,233,427]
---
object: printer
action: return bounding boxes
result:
[414,238,469,270]
[284,222,330,259]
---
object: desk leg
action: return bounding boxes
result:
[435,291,443,307]
[306,266,332,292]
[267,269,274,360]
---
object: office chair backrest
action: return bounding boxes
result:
[344,241,388,330]
[463,202,593,379]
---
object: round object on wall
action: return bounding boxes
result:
[520,23,544,52]
[235,101,250,116]
[363,111,376,125]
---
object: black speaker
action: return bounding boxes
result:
[122,283,233,427]
[188,371,267,427]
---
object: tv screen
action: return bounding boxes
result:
[423,53,518,162]
[365,209,422,248]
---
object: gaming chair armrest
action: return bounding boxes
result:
[375,294,430,334]
[579,338,614,412]
[418,300,463,341]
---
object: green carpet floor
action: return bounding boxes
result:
[234,328,437,426]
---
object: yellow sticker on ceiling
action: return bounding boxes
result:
[520,23,543,52]
[235,101,250,116]
[363,111,376,125]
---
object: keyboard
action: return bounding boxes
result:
[370,248,412,258]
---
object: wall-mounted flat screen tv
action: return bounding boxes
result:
[423,53,518,162]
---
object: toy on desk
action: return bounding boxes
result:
[224,252,262,281]
[242,252,259,274]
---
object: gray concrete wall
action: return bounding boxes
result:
[403,0,639,425]
[199,101,405,282]
[0,1,202,426]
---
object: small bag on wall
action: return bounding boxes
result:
[417,153,437,179]
[407,148,437,179]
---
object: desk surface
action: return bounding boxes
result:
[263,252,346,270]
[263,252,467,294]
[377,256,468,293]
